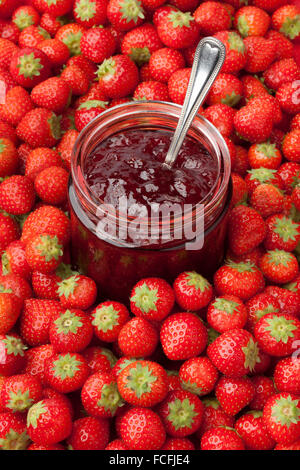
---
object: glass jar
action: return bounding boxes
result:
[69,101,232,302]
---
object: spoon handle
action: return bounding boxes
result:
[164,37,226,169]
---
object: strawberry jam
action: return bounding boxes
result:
[84,129,218,215]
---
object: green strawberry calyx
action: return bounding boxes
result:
[97,382,123,416]
[242,337,260,372]
[119,0,144,24]
[227,32,245,53]
[266,249,295,267]
[0,429,30,450]
[56,263,79,280]
[247,168,277,184]
[48,113,61,141]
[129,47,151,66]
[130,283,158,313]
[185,271,210,292]
[280,15,300,40]
[45,0,62,7]
[17,53,43,79]
[57,275,79,299]
[27,401,47,429]
[273,216,300,243]
[116,358,139,376]
[54,310,83,335]
[0,139,6,154]
[2,336,27,357]
[202,398,220,410]
[125,362,157,398]
[271,395,300,426]
[169,11,193,28]
[265,315,297,343]
[207,326,220,344]
[8,389,33,413]
[0,285,13,294]
[78,100,109,110]
[237,15,249,37]
[37,26,51,40]
[92,304,120,333]
[256,141,277,158]
[213,297,240,315]
[97,58,116,80]
[74,0,96,21]
[36,235,63,262]
[221,91,242,107]
[13,11,35,30]
[181,379,202,396]
[62,32,83,56]
[167,398,197,430]
[226,260,256,273]
[52,353,81,380]
[255,304,279,321]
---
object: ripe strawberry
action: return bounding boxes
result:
[148,48,184,84]
[73,0,108,28]
[248,141,282,170]
[32,0,73,16]
[259,249,299,284]
[17,108,61,148]
[274,357,300,395]
[202,103,235,137]
[250,375,276,410]
[157,389,203,437]
[207,295,248,333]
[74,100,109,132]
[0,411,29,450]
[216,376,255,416]
[18,25,50,49]
[265,285,300,318]
[81,371,123,418]
[250,183,284,218]
[36,38,69,69]
[57,274,97,310]
[120,407,165,450]
[31,263,76,300]
[55,23,85,56]
[263,393,300,444]
[156,10,199,49]
[10,47,51,88]
[208,328,260,377]
[244,36,276,74]
[130,277,174,322]
[21,205,71,246]
[27,397,72,446]
[201,426,245,450]
[44,352,89,393]
[263,58,300,92]
[91,301,129,342]
[235,6,270,37]
[292,184,300,211]
[0,138,18,177]
[283,130,300,164]
[0,67,17,92]
[234,97,274,143]
[207,73,242,108]
[0,273,32,302]
[80,27,116,64]
[162,438,194,450]
[20,298,62,346]
[0,120,18,146]
[214,31,247,74]
[83,346,116,375]
[0,20,20,44]
[291,113,300,131]
[265,214,300,252]
[107,0,145,32]
[254,312,300,356]
[266,29,293,61]
[168,67,191,105]
[173,271,212,311]
[0,86,33,127]
[178,357,218,396]
[160,312,208,360]
[2,240,30,279]
[245,169,283,196]
[39,12,66,36]
[197,398,234,438]
[12,6,40,31]
[31,77,71,113]
[60,64,90,96]
[25,234,63,274]
[105,439,129,450]
[0,0,19,19]
[276,82,300,115]
[0,175,35,215]
[57,129,78,171]
[97,54,139,99]
[117,359,168,407]
[49,308,93,353]
[121,23,162,67]
[118,317,159,358]
[34,165,69,206]
[24,344,55,386]
[235,411,275,450]
[0,333,27,377]
[25,147,63,181]
[228,205,266,256]
[68,416,110,451]
[0,291,22,334]
[1,374,42,413]
[230,172,248,207]
[246,292,281,333]
[194,1,231,35]
[0,38,19,70]
[272,4,300,40]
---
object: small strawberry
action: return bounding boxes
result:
[207,73,243,107]
[274,357,300,395]
[264,214,300,252]
[21,205,70,246]
[234,97,274,143]
[17,108,61,148]
[32,0,73,16]
[228,205,266,256]
[27,397,73,446]
[246,292,281,333]
[75,100,109,132]
[0,38,19,70]
[0,86,33,127]
[55,23,85,56]
[173,271,213,311]
[0,273,32,302]
[1,374,42,413]
[207,295,248,333]
[194,1,232,35]
[250,183,284,218]
[130,277,174,321]
[0,214,20,255]
[107,0,145,32]
[0,333,27,377]
[83,346,115,375]
[0,412,29,450]
[10,47,51,88]
[0,292,22,335]
[12,6,40,31]
[97,54,139,99]
[197,398,234,438]
[214,31,247,74]
[201,426,245,450]
[157,389,204,437]
[248,141,282,170]
[25,234,63,274]
[31,76,71,113]
[160,312,208,360]
[235,6,270,37]
[73,0,108,28]
[49,308,93,353]
[250,375,276,411]
[263,393,300,444]
[283,130,300,163]
[265,285,300,318]
[120,407,166,450]
[0,175,34,216]
[2,240,30,279]
[60,64,90,96]
[18,25,50,49]
[244,36,276,73]
[259,249,299,284]
[235,411,275,450]
[57,274,97,310]
[168,67,191,105]
[20,298,62,346]
[156,9,200,49]
[263,58,300,92]
[117,359,168,407]
[36,38,70,67]
[272,4,300,40]
[245,168,284,195]
[230,172,248,207]
[254,312,300,356]
[202,103,235,137]
[81,371,123,418]
[91,301,129,343]
[39,12,66,37]
[276,82,300,115]
[216,376,255,416]
[80,27,116,64]
[44,352,89,393]
[121,23,162,67]
[34,165,69,206]
[118,317,159,358]
[265,29,293,60]
[25,147,63,181]
[57,129,79,171]
[67,416,110,451]
[24,344,55,386]
[179,357,218,396]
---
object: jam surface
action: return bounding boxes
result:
[84,129,218,216]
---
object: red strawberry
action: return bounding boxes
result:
[12,6,40,31]
[118,317,159,358]
[179,356,218,396]
[83,346,115,375]
[274,357,300,395]
[0,292,22,334]
[149,47,186,82]
[36,38,70,67]
[250,183,284,218]
[201,427,245,450]
[130,277,174,321]
[0,86,33,127]
[0,411,29,450]
[18,25,50,49]
[2,240,30,279]
[10,47,51,88]
[234,97,274,143]
[73,0,108,28]
[263,393,300,444]
[67,416,110,451]
[245,168,284,195]
[107,0,145,32]
[250,375,276,410]
[25,147,63,181]
[20,298,62,346]
[235,6,270,37]
[244,36,276,73]
[26,397,73,446]
[173,271,213,311]
[264,214,300,252]
[24,344,55,386]
[272,4,300,40]
[80,27,116,64]
[214,31,247,74]
[44,352,89,393]
[1,373,42,413]
[197,398,234,437]
[157,389,204,437]
[264,285,300,318]
[55,23,85,56]
[91,301,129,343]
[0,138,18,177]
[202,103,235,137]
[57,274,97,310]
[25,234,63,274]
[254,312,300,356]
[265,29,293,60]
[207,295,248,333]
[168,67,191,105]
[263,58,300,92]
[32,0,73,16]
[34,165,69,205]
[57,129,78,171]
[160,312,208,360]
[39,13,66,37]
[121,23,162,67]
[248,141,282,170]
[81,371,123,418]
[74,100,109,132]
[216,376,255,416]
[31,77,71,113]
[283,130,300,163]
[0,273,32,303]
[157,9,200,49]
[230,172,248,207]
[49,308,93,353]
[97,54,139,99]
[60,64,90,96]
[0,333,27,377]
[117,359,168,407]
[120,407,166,450]
[228,205,266,256]
[259,250,299,284]
[207,328,260,377]
[246,292,281,333]
[194,1,232,35]
[17,108,61,148]
[161,438,195,450]
[235,411,275,450]
[0,38,19,70]
[207,73,243,107]
[0,175,34,215]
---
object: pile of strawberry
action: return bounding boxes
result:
[0,0,299,452]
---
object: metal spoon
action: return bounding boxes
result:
[163,37,226,169]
